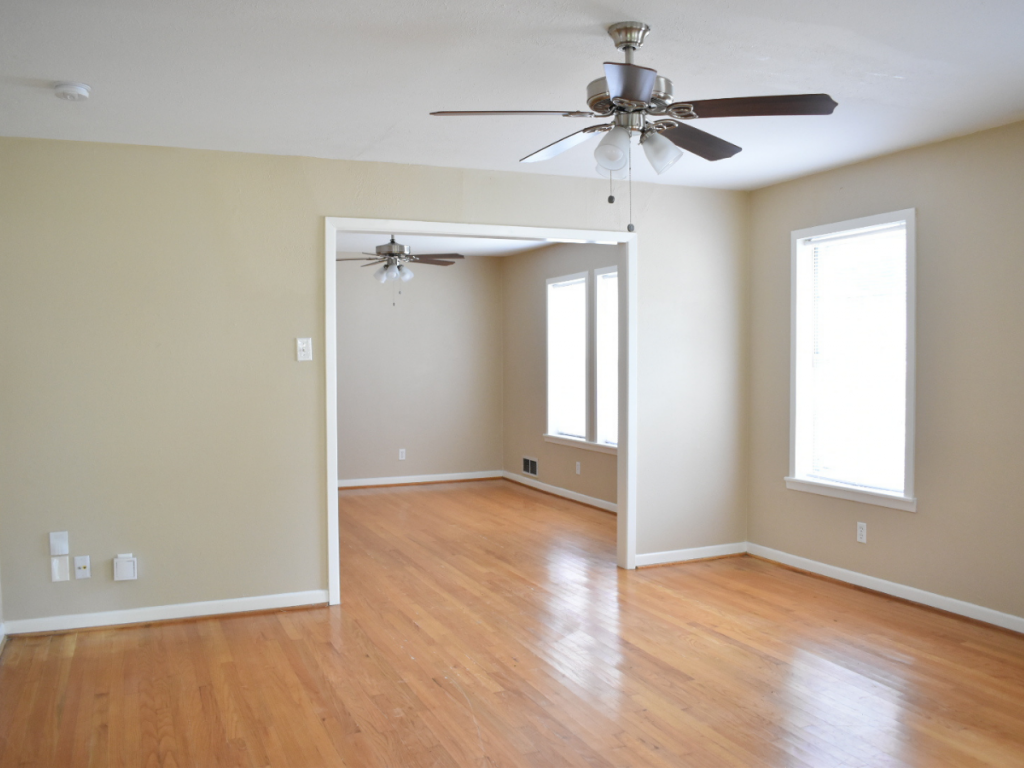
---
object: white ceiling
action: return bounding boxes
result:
[336,232,552,258]
[3,0,1024,190]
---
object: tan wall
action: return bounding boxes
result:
[501,243,627,504]
[749,120,1024,618]
[336,253,503,480]
[0,137,749,621]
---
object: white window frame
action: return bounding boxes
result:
[786,209,917,512]
[543,266,620,455]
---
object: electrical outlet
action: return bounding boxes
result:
[295,337,313,361]
[576,461,581,475]
[399,448,406,460]
[857,522,867,544]
[75,555,91,579]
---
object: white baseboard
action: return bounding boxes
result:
[501,471,617,513]
[339,470,502,488]
[0,624,6,655]
[635,542,747,567]
[4,589,329,635]
[747,544,1024,635]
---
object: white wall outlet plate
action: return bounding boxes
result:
[399,448,406,460]
[857,522,867,544]
[576,461,581,475]
[49,530,69,556]
[296,337,313,361]
[113,554,138,581]
[51,555,70,582]
[74,555,91,579]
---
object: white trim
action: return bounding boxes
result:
[619,235,638,569]
[789,209,917,508]
[631,541,1024,634]
[543,434,617,455]
[327,218,638,571]
[3,590,329,636]
[324,220,340,606]
[0,624,6,655]
[747,544,1024,635]
[635,542,747,567]
[339,470,502,488]
[784,477,917,512]
[502,471,617,513]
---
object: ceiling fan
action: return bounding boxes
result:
[336,236,465,283]
[432,21,837,176]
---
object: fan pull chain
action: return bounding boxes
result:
[627,139,635,233]
[608,169,615,204]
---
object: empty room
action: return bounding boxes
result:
[1,2,1023,766]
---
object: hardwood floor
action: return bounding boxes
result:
[2,479,1023,766]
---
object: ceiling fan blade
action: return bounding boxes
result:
[360,260,386,267]
[415,259,456,266]
[431,110,595,117]
[520,127,600,163]
[659,123,742,161]
[677,94,838,118]
[336,256,378,261]
[603,62,657,105]
[415,253,465,259]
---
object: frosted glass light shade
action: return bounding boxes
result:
[386,264,400,281]
[373,265,388,283]
[399,265,414,282]
[642,130,683,175]
[594,127,630,171]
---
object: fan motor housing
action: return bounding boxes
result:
[376,241,411,257]
[587,75,673,115]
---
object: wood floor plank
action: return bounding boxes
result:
[2,479,1023,766]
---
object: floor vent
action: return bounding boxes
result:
[522,458,538,476]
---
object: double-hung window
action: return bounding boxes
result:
[787,210,916,511]
[546,268,618,452]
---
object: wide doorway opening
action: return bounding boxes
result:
[324,219,637,604]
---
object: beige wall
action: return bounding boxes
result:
[501,243,627,504]
[336,253,502,480]
[0,137,749,622]
[749,120,1024,618]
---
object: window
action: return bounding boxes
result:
[595,268,618,447]
[547,274,587,440]
[546,268,619,453]
[787,210,916,511]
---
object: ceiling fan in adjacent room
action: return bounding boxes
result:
[336,236,465,283]
[432,21,838,177]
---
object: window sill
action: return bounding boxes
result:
[785,477,917,512]
[544,434,618,455]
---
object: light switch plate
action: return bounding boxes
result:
[51,555,70,582]
[114,554,137,581]
[75,555,91,579]
[49,531,69,556]
[296,337,313,361]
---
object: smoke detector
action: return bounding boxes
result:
[54,82,91,101]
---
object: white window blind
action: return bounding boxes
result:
[792,218,911,500]
[595,270,618,446]
[547,276,587,439]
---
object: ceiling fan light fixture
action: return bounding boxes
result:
[642,130,684,174]
[373,265,388,283]
[399,265,414,282]
[385,263,400,281]
[595,126,630,170]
